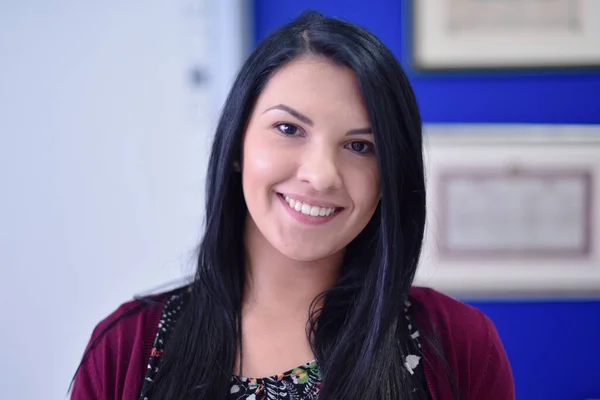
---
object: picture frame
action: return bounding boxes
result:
[410,0,600,70]
[437,168,593,259]
[415,124,600,296]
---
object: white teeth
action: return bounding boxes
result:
[301,203,311,214]
[283,195,336,217]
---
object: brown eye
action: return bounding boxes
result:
[276,123,300,136]
[347,141,374,154]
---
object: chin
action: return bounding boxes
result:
[276,240,342,263]
[284,252,329,263]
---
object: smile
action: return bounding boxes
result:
[276,193,343,225]
[283,195,338,216]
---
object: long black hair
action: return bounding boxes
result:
[74,10,457,400]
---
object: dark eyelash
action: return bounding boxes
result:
[348,141,375,155]
[273,124,374,155]
[275,123,302,136]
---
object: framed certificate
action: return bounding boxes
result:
[416,124,600,296]
[411,0,600,70]
[438,168,592,258]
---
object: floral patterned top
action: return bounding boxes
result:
[139,291,430,399]
[230,359,322,400]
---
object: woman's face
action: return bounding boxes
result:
[241,55,380,262]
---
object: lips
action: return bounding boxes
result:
[276,193,343,223]
[282,194,338,216]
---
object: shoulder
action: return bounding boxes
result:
[410,286,487,332]
[90,292,172,343]
[409,286,493,364]
[71,290,177,399]
[410,286,515,400]
[92,296,161,334]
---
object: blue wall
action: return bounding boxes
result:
[254,1,600,398]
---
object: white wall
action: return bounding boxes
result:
[0,1,248,399]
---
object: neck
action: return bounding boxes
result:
[242,215,343,316]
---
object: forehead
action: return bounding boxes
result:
[254,55,369,124]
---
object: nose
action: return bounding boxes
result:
[296,144,343,191]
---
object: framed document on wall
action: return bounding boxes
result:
[411,0,600,70]
[415,124,600,296]
[437,168,593,259]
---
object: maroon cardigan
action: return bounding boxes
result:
[71,287,515,399]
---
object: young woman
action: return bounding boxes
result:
[71,11,514,400]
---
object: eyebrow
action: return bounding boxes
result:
[263,104,372,136]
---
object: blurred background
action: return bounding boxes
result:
[1,1,599,399]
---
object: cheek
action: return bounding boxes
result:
[243,135,272,175]
[241,132,292,194]
[347,164,380,212]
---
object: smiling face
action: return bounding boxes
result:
[241,55,380,262]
